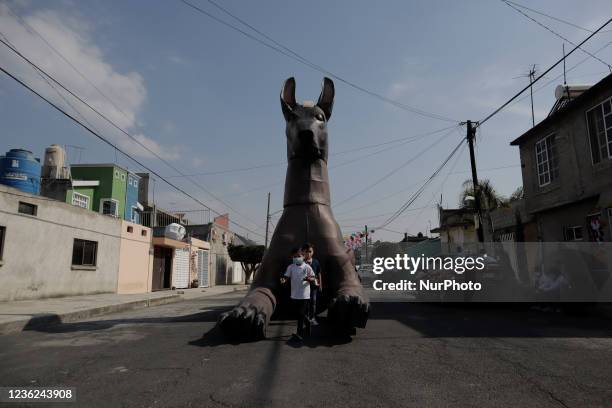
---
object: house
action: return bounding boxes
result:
[124,172,142,223]
[117,220,153,294]
[185,214,250,286]
[510,74,612,242]
[430,207,478,254]
[67,164,128,219]
[150,228,211,290]
[0,183,122,301]
[0,182,159,300]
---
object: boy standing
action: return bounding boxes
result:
[281,248,315,340]
[301,243,322,325]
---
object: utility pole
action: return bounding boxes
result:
[264,192,271,248]
[528,64,537,127]
[364,225,368,264]
[466,120,484,243]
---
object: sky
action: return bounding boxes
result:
[1,0,612,243]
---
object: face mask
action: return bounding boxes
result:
[293,256,304,265]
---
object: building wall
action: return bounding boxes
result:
[65,186,96,210]
[117,220,152,294]
[124,173,140,223]
[518,84,612,219]
[0,185,121,301]
[208,224,235,286]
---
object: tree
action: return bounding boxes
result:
[227,244,265,284]
[508,186,524,202]
[459,179,507,211]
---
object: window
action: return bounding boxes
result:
[0,226,5,261]
[18,201,37,216]
[127,226,134,233]
[100,199,118,217]
[71,192,89,209]
[114,170,120,179]
[586,97,612,164]
[141,229,147,237]
[72,239,97,266]
[120,173,126,181]
[564,226,583,241]
[11,159,18,168]
[535,134,559,187]
[133,180,138,188]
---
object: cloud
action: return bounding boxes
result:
[0,4,181,160]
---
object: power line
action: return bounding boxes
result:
[504,0,612,34]
[180,0,458,123]
[3,2,136,123]
[166,125,456,178]
[376,136,465,230]
[477,17,612,128]
[501,1,611,70]
[0,36,263,234]
[0,64,265,239]
[332,126,461,208]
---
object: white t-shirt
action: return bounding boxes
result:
[284,263,315,300]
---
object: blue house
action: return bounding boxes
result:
[124,172,142,224]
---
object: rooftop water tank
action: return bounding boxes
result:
[42,144,71,180]
[554,84,591,100]
[0,149,41,194]
[164,223,186,241]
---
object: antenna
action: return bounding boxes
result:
[563,43,567,85]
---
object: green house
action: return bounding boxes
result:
[66,164,128,218]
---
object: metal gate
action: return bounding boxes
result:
[197,249,210,288]
[172,248,190,289]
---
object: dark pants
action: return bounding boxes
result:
[293,299,310,336]
[309,287,318,319]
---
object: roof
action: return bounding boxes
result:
[71,163,127,172]
[510,73,612,146]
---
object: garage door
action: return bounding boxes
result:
[172,248,190,289]
[197,249,209,288]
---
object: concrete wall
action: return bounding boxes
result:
[117,220,152,294]
[0,184,121,301]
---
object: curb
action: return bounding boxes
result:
[0,294,182,335]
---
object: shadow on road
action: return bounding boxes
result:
[370,302,612,338]
[23,307,229,333]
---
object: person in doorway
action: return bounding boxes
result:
[281,248,315,341]
[301,242,322,325]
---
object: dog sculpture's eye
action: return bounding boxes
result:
[315,113,325,121]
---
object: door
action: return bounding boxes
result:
[197,249,210,288]
[172,248,190,289]
[152,247,164,291]
[215,254,227,285]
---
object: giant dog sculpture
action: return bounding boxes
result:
[218,77,369,340]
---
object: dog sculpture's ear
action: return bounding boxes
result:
[280,77,297,121]
[317,77,335,121]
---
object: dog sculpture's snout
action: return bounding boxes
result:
[298,129,314,143]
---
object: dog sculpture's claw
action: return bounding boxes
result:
[218,304,267,341]
[328,289,370,333]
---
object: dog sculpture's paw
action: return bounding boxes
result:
[328,289,370,333]
[218,304,267,341]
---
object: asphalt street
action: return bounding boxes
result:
[1,290,612,407]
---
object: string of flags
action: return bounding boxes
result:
[343,229,374,250]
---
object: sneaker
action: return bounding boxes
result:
[291,333,303,342]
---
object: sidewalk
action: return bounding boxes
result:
[0,285,248,335]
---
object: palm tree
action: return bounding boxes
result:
[459,179,507,210]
